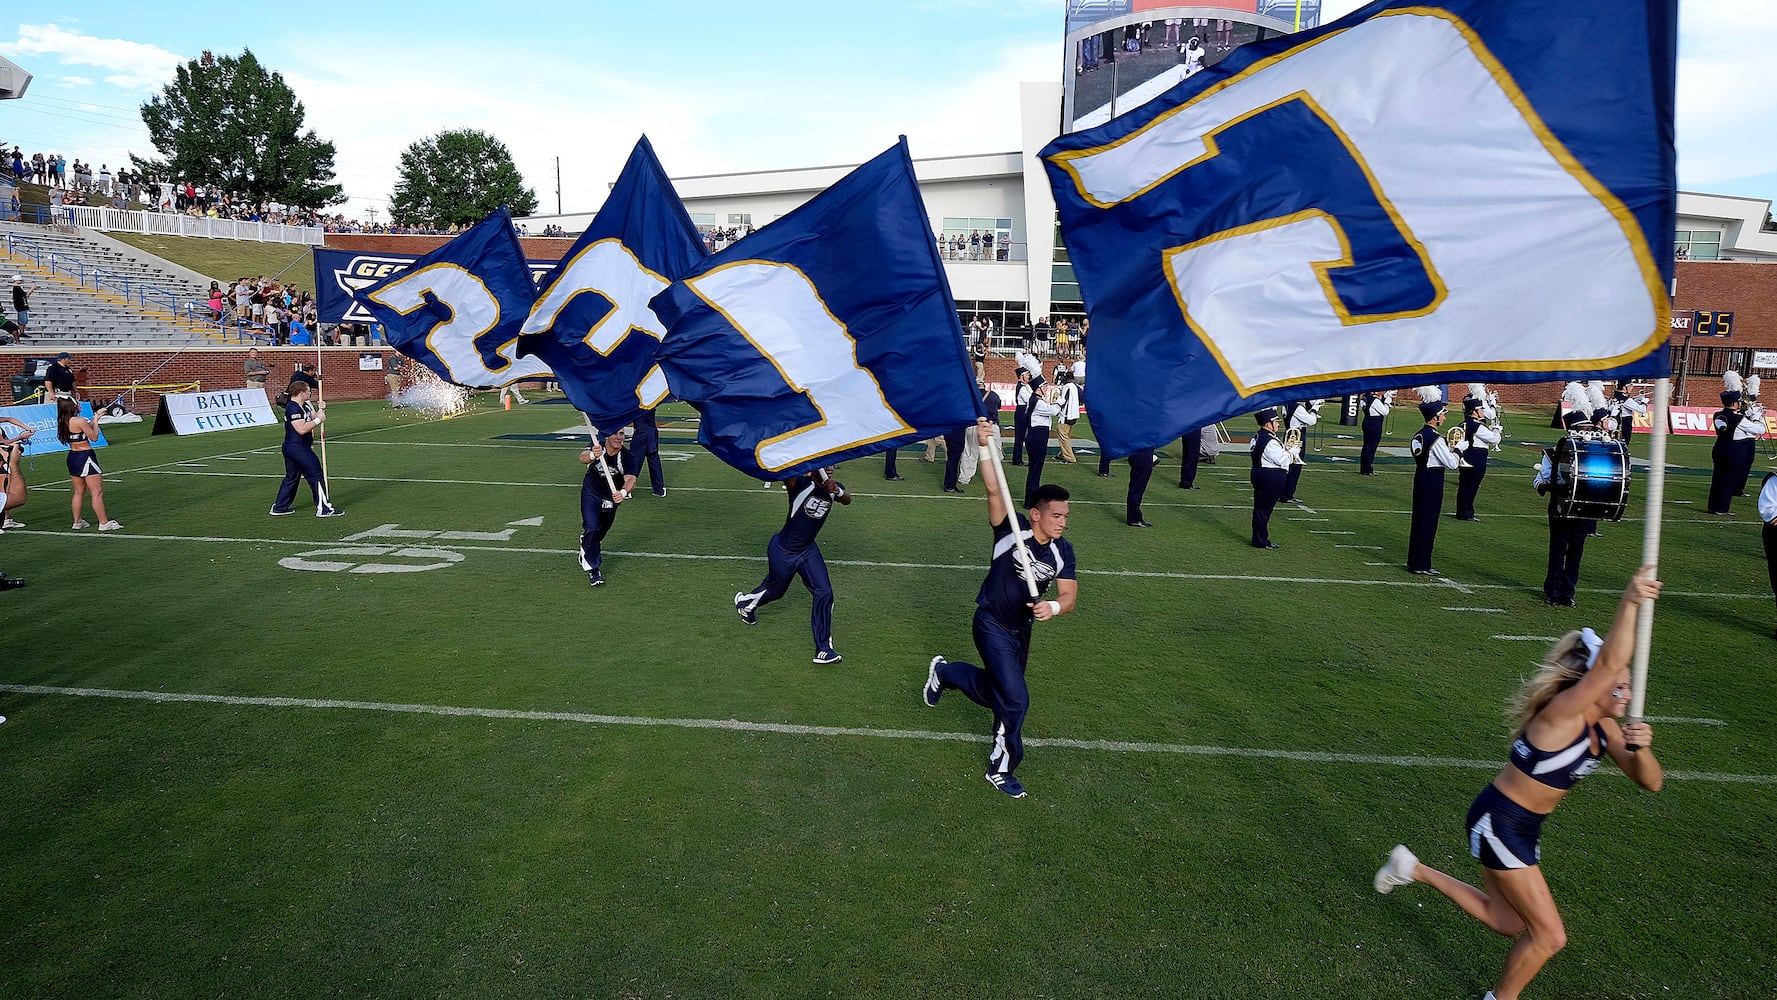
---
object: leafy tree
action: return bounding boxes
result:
[388,129,538,228]
[136,49,344,209]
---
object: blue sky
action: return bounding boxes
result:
[2,0,1772,219]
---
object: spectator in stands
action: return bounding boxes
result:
[10,277,35,332]
[97,165,111,195]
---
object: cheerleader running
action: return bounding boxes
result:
[270,380,343,517]
[57,398,119,531]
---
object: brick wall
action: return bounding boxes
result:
[0,346,404,412]
[324,234,575,260]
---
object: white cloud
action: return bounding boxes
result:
[55,75,93,88]
[0,23,183,91]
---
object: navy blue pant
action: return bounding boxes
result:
[1455,448,1488,520]
[1178,429,1201,487]
[1544,514,1590,603]
[1011,410,1030,465]
[741,536,834,654]
[935,610,1033,777]
[884,446,899,479]
[1126,448,1155,523]
[1024,426,1050,508]
[1250,467,1285,547]
[1098,449,1112,476]
[1764,521,1777,618]
[1360,415,1384,474]
[628,418,664,492]
[578,480,619,574]
[943,427,967,490]
[1282,456,1303,501]
[1734,439,1757,497]
[273,442,328,512]
[1408,467,1445,571]
[1707,440,1736,513]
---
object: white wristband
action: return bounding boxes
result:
[1046,600,1061,617]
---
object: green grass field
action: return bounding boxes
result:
[108,233,316,291]
[1,397,1772,999]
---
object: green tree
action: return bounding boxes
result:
[388,129,538,229]
[136,48,343,210]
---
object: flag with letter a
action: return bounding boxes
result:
[351,208,550,388]
[1042,0,1677,457]
[516,136,707,430]
[650,138,982,480]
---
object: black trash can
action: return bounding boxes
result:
[9,374,45,404]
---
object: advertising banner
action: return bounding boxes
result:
[1754,350,1777,370]
[1666,406,1722,436]
[0,401,108,455]
[150,388,278,436]
[315,248,559,325]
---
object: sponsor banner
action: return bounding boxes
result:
[0,401,108,455]
[1666,405,1720,436]
[1752,350,1776,370]
[315,248,558,325]
[151,388,278,436]
[359,353,384,371]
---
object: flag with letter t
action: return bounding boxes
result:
[1042,0,1676,457]
[516,136,707,430]
[352,208,551,388]
[650,138,982,480]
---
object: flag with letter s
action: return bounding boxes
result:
[1042,0,1677,457]
[350,208,551,388]
[515,136,707,430]
[650,138,982,480]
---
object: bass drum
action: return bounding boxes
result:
[1554,436,1631,521]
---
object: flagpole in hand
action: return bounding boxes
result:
[315,344,330,495]
[1625,377,1671,747]
[976,417,1040,599]
[583,414,620,499]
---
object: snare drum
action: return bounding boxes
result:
[1554,436,1631,521]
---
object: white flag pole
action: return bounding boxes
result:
[1626,376,1671,734]
[980,424,1040,599]
[314,345,330,495]
[583,414,620,499]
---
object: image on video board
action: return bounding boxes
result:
[1064,2,1319,131]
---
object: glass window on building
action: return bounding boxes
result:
[935,216,1014,261]
[1675,229,1721,260]
[690,212,717,227]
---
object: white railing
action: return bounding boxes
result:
[60,205,325,245]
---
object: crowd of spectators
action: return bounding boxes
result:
[939,229,1010,262]
[204,274,326,346]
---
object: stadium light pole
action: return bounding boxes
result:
[555,157,562,216]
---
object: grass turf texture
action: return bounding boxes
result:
[1,397,1772,998]
[107,233,316,291]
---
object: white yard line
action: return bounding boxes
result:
[1492,635,1562,642]
[0,683,1765,783]
[1442,607,1506,613]
[11,528,1773,600]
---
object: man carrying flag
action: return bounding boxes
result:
[734,467,852,664]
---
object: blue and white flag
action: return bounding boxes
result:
[351,208,551,388]
[516,137,707,430]
[1042,0,1676,457]
[651,138,981,479]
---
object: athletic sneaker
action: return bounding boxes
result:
[2,518,23,529]
[588,571,605,587]
[269,507,293,516]
[316,507,345,518]
[97,520,122,532]
[1374,844,1418,894]
[0,576,23,591]
[985,772,1027,798]
[812,649,843,665]
[923,656,944,707]
[735,592,756,625]
[70,519,90,530]
[652,488,666,497]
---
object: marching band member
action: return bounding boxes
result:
[577,426,637,587]
[1280,399,1320,504]
[1023,383,1062,509]
[1536,410,1597,607]
[629,407,667,497]
[1707,374,1745,515]
[924,416,1077,799]
[1609,381,1648,449]
[1125,447,1159,527]
[1760,467,1777,640]
[1054,371,1082,464]
[58,397,121,531]
[1009,369,1032,467]
[1359,389,1393,476]
[1455,386,1502,522]
[1407,388,1459,575]
[1177,425,1204,490]
[1376,569,1665,1000]
[1584,381,1611,430]
[270,381,341,519]
[1248,409,1294,549]
[1732,375,1765,499]
[735,467,852,664]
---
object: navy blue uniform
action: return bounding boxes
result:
[934,513,1076,781]
[1407,425,1445,572]
[1536,448,1592,605]
[579,445,633,576]
[1707,407,1740,514]
[1249,429,1287,548]
[736,476,846,656]
[1454,417,1489,521]
[272,399,333,514]
[1359,392,1385,475]
[1177,427,1202,488]
[1010,386,1031,465]
[942,426,967,491]
[1126,447,1156,525]
[629,409,665,494]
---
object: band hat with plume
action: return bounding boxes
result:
[1465,382,1488,403]
[1586,380,1609,414]
[1723,370,1744,404]
[1561,381,1590,412]
[1749,374,1761,400]
[1414,385,1444,404]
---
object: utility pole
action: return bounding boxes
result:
[555,157,562,215]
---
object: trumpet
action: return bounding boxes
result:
[1283,426,1303,452]
[1446,425,1467,449]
